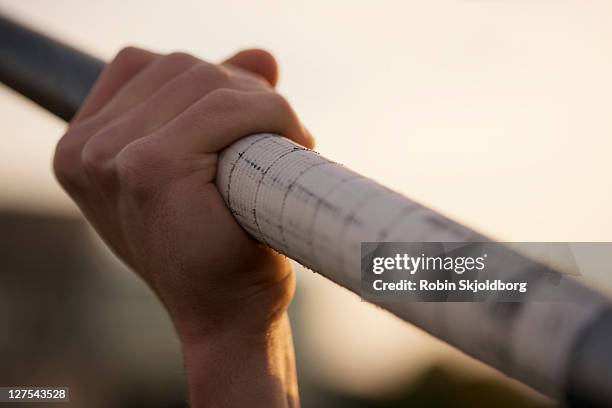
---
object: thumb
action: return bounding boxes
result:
[223,49,279,87]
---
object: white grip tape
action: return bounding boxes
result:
[215,133,607,398]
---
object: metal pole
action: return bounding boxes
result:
[0,14,102,121]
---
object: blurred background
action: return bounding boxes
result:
[1,1,612,407]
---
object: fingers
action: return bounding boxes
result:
[80,61,272,173]
[223,49,279,87]
[54,51,200,188]
[79,51,200,131]
[104,89,313,204]
[55,49,312,200]
[72,47,159,124]
[146,88,314,157]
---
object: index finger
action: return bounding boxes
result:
[72,47,158,124]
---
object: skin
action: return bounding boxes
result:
[53,47,314,407]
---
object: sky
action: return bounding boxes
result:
[1,0,611,399]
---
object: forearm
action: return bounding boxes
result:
[181,313,299,408]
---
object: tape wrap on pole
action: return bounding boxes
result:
[216,133,608,399]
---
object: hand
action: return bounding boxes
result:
[53,47,311,407]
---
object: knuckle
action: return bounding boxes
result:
[265,92,298,124]
[205,88,244,113]
[115,141,162,196]
[214,64,233,82]
[111,46,145,68]
[268,92,292,113]
[53,131,83,189]
[190,62,231,85]
[162,51,198,69]
[80,131,113,177]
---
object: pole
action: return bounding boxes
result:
[1,13,611,407]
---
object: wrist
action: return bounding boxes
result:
[171,297,291,346]
[180,313,299,407]
[180,319,276,358]
[169,263,296,344]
